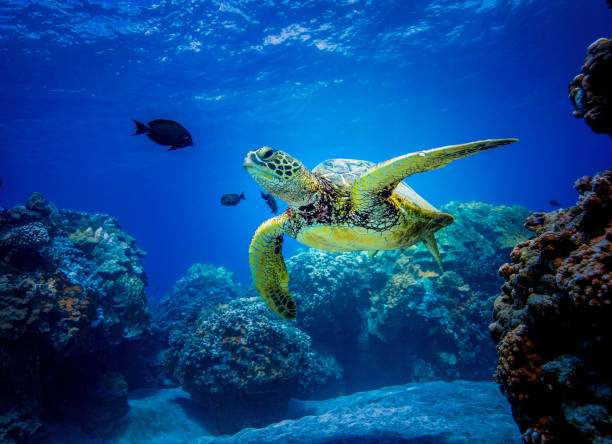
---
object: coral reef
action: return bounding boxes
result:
[0,193,150,443]
[154,263,341,433]
[153,263,244,384]
[154,263,242,339]
[286,250,370,364]
[285,202,531,387]
[569,38,612,136]
[172,297,342,434]
[491,170,612,443]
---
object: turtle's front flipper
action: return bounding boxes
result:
[351,139,517,212]
[249,214,297,320]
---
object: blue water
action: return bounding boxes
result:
[1,0,610,300]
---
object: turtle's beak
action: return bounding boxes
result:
[244,151,266,171]
[244,151,277,185]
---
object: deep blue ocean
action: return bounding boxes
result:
[2,0,610,298]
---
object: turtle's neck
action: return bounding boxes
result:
[284,169,321,207]
[290,173,336,210]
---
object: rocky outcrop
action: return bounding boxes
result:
[152,263,245,386]
[569,38,612,136]
[172,297,342,434]
[194,380,520,444]
[154,263,242,338]
[0,193,150,443]
[491,170,612,443]
[154,263,343,434]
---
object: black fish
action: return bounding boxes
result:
[549,200,561,207]
[132,119,194,150]
[221,192,245,206]
[260,191,278,213]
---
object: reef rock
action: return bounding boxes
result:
[491,170,612,443]
[153,263,244,385]
[194,380,520,444]
[286,249,371,383]
[154,263,242,339]
[0,193,149,443]
[173,297,342,434]
[569,38,612,136]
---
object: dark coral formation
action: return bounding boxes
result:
[569,38,612,136]
[154,264,341,434]
[286,201,532,387]
[491,170,612,443]
[153,263,245,383]
[0,193,149,442]
[172,297,342,433]
[288,250,369,358]
[154,263,242,340]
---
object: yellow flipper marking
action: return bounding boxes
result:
[249,214,297,320]
[351,139,517,212]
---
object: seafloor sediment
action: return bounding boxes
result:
[40,380,521,444]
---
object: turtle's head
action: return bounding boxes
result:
[244,146,314,206]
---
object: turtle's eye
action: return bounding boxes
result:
[259,147,276,160]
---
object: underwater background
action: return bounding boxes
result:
[1,0,609,295]
[1,1,611,443]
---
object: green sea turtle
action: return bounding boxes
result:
[244,138,517,320]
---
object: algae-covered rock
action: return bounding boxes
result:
[174,297,342,434]
[153,263,245,383]
[287,250,371,348]
[154,263,242,338]
[569,38,612,136]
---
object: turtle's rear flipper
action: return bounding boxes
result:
[350,139,517,212]
[423,234,443,272]
[249,215,297,320]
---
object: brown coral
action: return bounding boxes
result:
[491,170,612,443]
[569,38,612,136]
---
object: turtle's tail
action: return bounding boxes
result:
[423,234,443,273]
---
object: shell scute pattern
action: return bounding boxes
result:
[312,158,375,187]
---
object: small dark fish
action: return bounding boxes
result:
[260,191,278,213]
[549,200,561,207]
[0,178,2,187]
[221,192,245,206]
[131,118,194,150]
